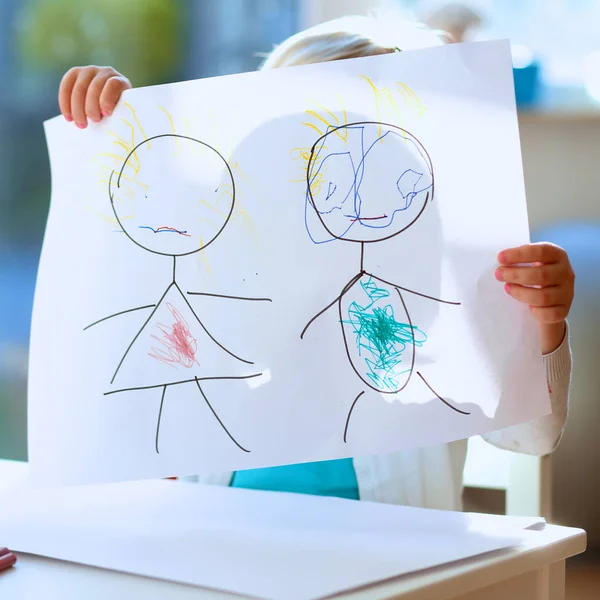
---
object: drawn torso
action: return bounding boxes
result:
[339,275,427,394]
[111,283,249,386]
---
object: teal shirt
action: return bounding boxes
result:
[230,458,359,500]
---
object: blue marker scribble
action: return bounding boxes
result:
[325,182,337,201]
[305,124,433,243]
[397,169,425,209]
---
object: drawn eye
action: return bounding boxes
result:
[214,187,219,193]
[145,195,148,199]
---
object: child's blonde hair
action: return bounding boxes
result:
[260,15,446,70]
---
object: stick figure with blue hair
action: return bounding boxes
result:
[301,120,470,442]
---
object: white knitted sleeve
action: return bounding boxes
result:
[481,326,572,456]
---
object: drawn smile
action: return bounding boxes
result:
[139,225,191,237]
[347,215,388,222]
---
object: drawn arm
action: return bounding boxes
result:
[83,304,156,331]
[368,273,461,306]
[176,283,254,365]
[301,273,363,339]
[301,296,339,339]
[187,291,272,303]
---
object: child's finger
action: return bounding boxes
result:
[71,68,99,128]
[505,283,564,307]
[98,75,131,117]
[496,263,563,286]
[58,67,80,121]
[0,550,16,570]
[529,305,569,324]
[85,70,118,123]
[499,243,563,266]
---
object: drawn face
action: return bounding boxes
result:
[306,122,433,243]
[109,134,235,256]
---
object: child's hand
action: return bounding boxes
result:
[496,243,574,354]
[0,547,17,571]
[58,66,131,129]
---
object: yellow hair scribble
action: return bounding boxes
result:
[300,121,323,137]
[124,102,150,146]
[397,82,426,116]
[231,163,262,206]
[294,94,351,195]
[355,75,427,144]
[118,120,140,174]
[228,164,259,247]
[158,106,179,153]
[197,236,213,275]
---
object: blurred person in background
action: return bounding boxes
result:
[424,2,483,43]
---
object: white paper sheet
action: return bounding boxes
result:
[0,479,541,600]
[29,39,550,485]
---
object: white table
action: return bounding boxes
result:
[0,460,586,600]
[0,525,585,600]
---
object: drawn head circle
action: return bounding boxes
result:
[109,134,235,256]
[306,122,433,243]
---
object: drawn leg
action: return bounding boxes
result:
[343,391,365,443]
[155,385,167,454]
[105,374,258,454]
[194,377,250,453]
[416,371,470,415]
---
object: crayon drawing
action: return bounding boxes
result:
[85,128,271,454]
[299,79,469,441]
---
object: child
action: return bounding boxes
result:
[58,16,574,510]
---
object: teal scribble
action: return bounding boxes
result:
[342,278,427,391]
